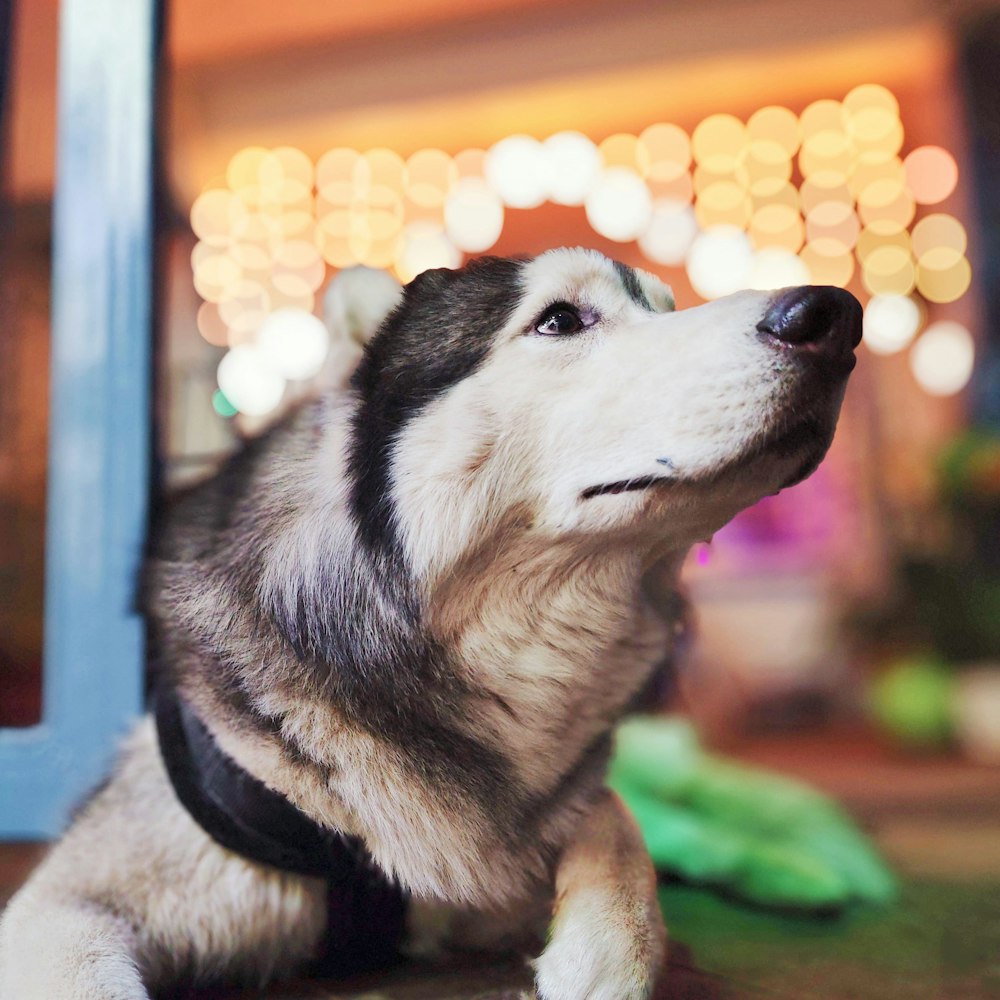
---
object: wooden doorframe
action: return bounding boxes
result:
[0,0,158,839]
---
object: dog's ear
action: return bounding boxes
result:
[401,266,459,295]
[321,266,404,387]
[634,267,675,313]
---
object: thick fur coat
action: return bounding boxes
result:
[0,248,860,999]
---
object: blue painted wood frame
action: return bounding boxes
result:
[0,0,157,838]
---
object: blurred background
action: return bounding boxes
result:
[2,0,1000,992]
[5,0,1000,754]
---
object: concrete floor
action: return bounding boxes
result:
[3,729,999,999]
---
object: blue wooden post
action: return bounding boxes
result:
[0,0,158,838]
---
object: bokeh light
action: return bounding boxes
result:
[212,389,238,419]
[639,123,691,183]
[544,131,601,206]
[800,241,855,287]
[454,148,487,178]
[196,301,231,347]
[857,179,915,231]
[911,214,967,262]
[747,247,810,290]
[191,243,242,303]
[365,148,406,192]
[805,200,860,252]
[585,167,653,242]
[599,133,650,175]
[904,146,959,205]
[910,321,975,395]
[686,227,754,300]
[316,147,362,204]
[800,175,850,215]
[444,177,505,253]
[747,105,800,158]
[862,244,916,297]
[226,146,271,198]
[737,144,792,198]
[394,222,461,283]
[218,278,271,337]
[692,114,746,174]
[486,135,551,209]
[192,93,972,407]
[217,344,286,416]
[863,294,922,355]
[696,180,752,231]
[749,203,804,253]
[638,200,698,266]
[917,255,972,304]
[256,308,330,380]
[843,84,902,162]
[856,225,911,265]
[405,148,458,208]
[191,189,247,248]
[271,239,326,298]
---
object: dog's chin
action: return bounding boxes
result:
[702,415,839,498]
[754,416,838,490]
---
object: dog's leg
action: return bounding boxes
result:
[403,895,548,963]
[533,789,665,1000]
[0,895,146,1000]
[0,719,329,999]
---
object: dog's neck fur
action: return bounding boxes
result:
[427,522,682,786]
[253,397,679,794]
[153,363,685,902]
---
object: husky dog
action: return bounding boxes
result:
[0,248,861,999]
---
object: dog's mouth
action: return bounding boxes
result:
[580,475,674,501]
[580,417,834,502]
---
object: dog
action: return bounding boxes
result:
[0,247,861,999]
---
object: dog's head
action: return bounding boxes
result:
[347,248,860,579]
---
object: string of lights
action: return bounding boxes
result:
[189,83,974,417]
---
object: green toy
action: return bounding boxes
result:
[868,654,954,748]
[608,716,897,912]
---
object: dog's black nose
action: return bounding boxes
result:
[757,287,862,362]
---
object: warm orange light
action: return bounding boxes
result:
[218,279,271,337]
[747,106,800,158]
[692,114,746,174]
[599,133,650,175]
[911,213,967,262]
[903,145,958,205]
[191,189,246,248]
[454,148,487,178]
[639,123,691,183]
[800,242,855,286]
[862,245,915,296]
[316,148,362,204]
[196,301,230,347]
[749,203,804,253]
[405,149,458,209]
[805,200,860,252]
[696,181,752,230]
[917,255,972,303]
[191,88,973,393]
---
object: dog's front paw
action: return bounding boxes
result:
[532,892,663,1000]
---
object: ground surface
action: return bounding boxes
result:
[3,728,999,999]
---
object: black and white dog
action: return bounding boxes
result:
[0,248,860,999]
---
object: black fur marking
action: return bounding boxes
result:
[348,257,524,558]
[145,257,576,850]
[580,475,672,500]
[613,260,654,311]
[154,687,408,976]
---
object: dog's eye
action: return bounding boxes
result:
[535,304,585,336]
